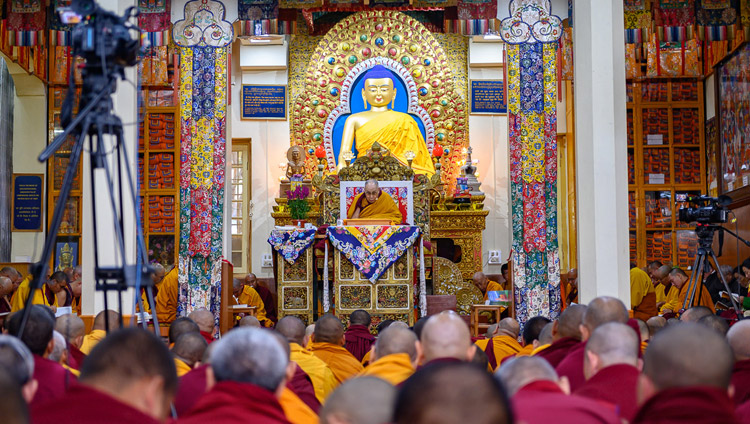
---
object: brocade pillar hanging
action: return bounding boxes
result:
[500,0,563,326]
[172,1,233,321]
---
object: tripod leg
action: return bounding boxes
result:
[683,252,704,311]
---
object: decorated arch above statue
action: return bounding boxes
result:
[290,10,469,187]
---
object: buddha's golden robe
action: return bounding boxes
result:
[354,110,435,176]
[347,191,403,224]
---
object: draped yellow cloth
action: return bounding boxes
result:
[174,358,192,377]
[530,343,550,356]
[515,344,536,357]
[309,341,364,384]
[354,110,434,176]
[484,280,505,302]
[475,335,522,370]
[290,343,337,403]
[346,192,403,224]
[279,387,319,424]
[235,286,272,327]
[655,284,666,304]
[80,329,107,355]
[10,275,57,312]
[155,268,179,324]
[360,353,415,385]
[660,286,681,313]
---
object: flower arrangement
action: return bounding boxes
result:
[286,185,310,220]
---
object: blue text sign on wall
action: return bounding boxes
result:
[470,80,506,115]
[242,85,287,120]
[12,174,43,232]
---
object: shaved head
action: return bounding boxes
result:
[680,306,713,323]
[538,322,554,345]
[581,297,629,339]
[554,304,587,340]
[238,316,261,328]
[584,323,638,380]
[304,324,315,346]
[396,362,511,424]
[522,316,552,345]
[276,316,306,345]
[168,317,199,344]
[728,320,750,361]
[92,310,121,331]
[653,265,672,280]
[697,314,729,335]
[56,314,85,344]
[314,314,345,345]
[646,316,666,337]
[495,318,520,339]
[643,323,733,391]
[635,319,649,342]
[321,376,395,424]
[375,327,418,362]
[497,356,558,396]
[172,332,208,367]
[421,312,472,362]
[188,309,215,334]
[0,277,12,297]
[349,310,371,327]
[485,323,498,339]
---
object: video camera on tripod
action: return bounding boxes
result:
[676,194,732,225]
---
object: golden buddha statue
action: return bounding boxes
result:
[337,65,435,176]
[286,145,306,179]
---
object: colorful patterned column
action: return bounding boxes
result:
[172,1,233,320]
[500,0,563,325]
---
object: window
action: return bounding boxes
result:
[230,141,251,273]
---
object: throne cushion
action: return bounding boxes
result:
[340,181,414,225]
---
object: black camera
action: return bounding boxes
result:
[677,194,732,224]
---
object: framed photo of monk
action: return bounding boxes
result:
[340,181,414,225]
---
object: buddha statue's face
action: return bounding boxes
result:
[362,78,395,108]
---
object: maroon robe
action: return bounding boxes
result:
[344,324,375,362]
[512,380,620,424]
[536,336,580,368]
[555,341,586,391]
[174,364,210,416]
[177,380,290,423]
[736,399,750,424]
[574,363,640,421]
[732,359,750,405]
[60,284,74,307]
[31,384,159,424]
[67,344,86,371]
[286,363,320,413]
[0,295,11,314]
[199,331,214,345]
[633,386,739,424]
[31,355,75,407]
[255,284,277,323]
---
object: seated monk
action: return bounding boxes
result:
[575,323,640,421]
[172,332,207,377]
[31,328,178,424]
[630,267,657,321]
[420,311,475,365]
[360,326,418,385]
[0,276,13,315]
[276,316,337,404]
[245,273,277,324]
[154,266,178,324]
[559,268,579,310]
[664,268,715,315]
[177,328,291,423]
[239,316,261,327]
[0,334,39,404]
[265,331,320,422]
[472,272,504,303]
[530,322,554,355]
[49,331,78,377]
[344,310,375,362]
[474,318,522,371]
[10,273,65,313]
[231,278,272,327]
[187,309,216,344]
[168,317,200,346]
[633,323,738,424]
[7,305,75,407]
[727,320,750,405]
[395,362,512,424]
[308,314,364,384]
[346,179,403,224]
[321,377,397,424]
[80,310,120,355]
[535,304,586,367]
[516,316,551,357]
[497,356,619,424]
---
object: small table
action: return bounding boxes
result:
[470,304,506,337]
[231,305,257,316]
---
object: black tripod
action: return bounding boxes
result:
[16,65,157,337]
[682,224,741,319]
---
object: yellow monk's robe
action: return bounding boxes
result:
[235,286,272,327]
[62,364,80,377]
[347,191,403,224]
[290,342,337,403]
[174,358,192,377]
[80,329,106,355]
[660,285,681,313]
[655,284,667,304]
[155,267,179,324]
[354,110,435,176]
[361,349,372,367]
[10,275,58,312]
[630,268,658,321]
[475,335,522,371]
[279,387,319,424]
[483,280,505,302]
[515,344,536,357]
[678,279,716,313]
[360,353,415,385]
[309,341,364,384]
[530,343,550,356]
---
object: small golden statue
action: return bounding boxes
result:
[286,145,306,179]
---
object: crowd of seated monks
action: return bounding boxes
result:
[2,293,750,424]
